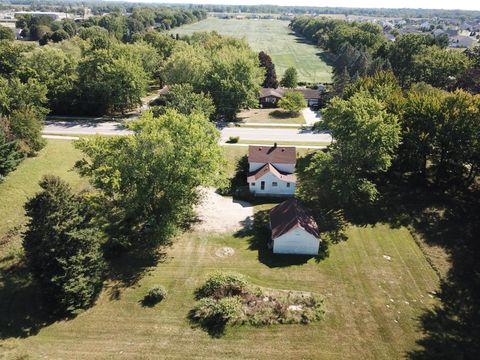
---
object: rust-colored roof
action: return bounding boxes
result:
[248,145,296,164]
[269,199,320,240]
[247,163,296,183]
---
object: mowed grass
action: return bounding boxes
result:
[173,18,333,83]
[2,226,439,359]
[0,140,86,258]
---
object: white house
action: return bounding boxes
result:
[269,199,321,255]
[247,145,296,197]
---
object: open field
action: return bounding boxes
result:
[1,139,440,359]
[173,18,333,83]
[237,108,305,124]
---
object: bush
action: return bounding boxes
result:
[196,272,248,299]
[227,136,239,143]
[143,285,167,306]
[192,296,243,324]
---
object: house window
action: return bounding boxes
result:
[272,182,278,187]
[261,181,265,190]
[251,182,256,186]
[286,183,291,188]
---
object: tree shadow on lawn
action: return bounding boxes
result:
[0,262,63,339]
[269,110,298,119]
[339,171,480,359]
[106,245,168,301]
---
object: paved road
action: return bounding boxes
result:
[43,121,332,144]
[43,121,133,136]
[220,127,331,143]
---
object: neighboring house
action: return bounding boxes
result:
[449,35,477,48]
[259,87,322,108]
[269,198,321,255]
[247,145,296,197]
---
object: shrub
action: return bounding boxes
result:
[227,136,239,143]
[191,296,243,326]
[196,272,248,299]
[143,285,167,306]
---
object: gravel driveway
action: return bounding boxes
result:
[194,188,253,233]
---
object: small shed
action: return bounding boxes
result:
[269,199,320,255]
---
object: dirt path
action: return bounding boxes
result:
[194,188,253,233]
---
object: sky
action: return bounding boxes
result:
[131,1,480,11]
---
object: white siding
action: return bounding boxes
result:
[248,171,295,197]
[273,228,320,255]
[249,162,295,173]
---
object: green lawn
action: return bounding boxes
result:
[1,225,439,359]
[236,108,305,124]
[173,18,333,83]
[0,140,440,359]
[0,140,86,262]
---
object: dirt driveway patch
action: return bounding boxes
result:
[194,187,253,233]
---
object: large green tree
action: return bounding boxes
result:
[155,83,215,119]
[278,91,306,114]
[74,110,225,249]
[204,45,263,120]
[77,47,148,115]
[298,92,400,208]
[412,46,472,88]
[23,175,105,314]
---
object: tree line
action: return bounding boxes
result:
[15,7,207,44]
[290,17,479,95]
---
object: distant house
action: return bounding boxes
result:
[259,87,322,108]
[247,145,296,197]
[269,198,321,255]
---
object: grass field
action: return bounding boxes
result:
[173,18,333,83]
[0,140,440,359]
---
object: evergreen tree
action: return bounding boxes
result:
[23,176,105,314]
[258,51,278,88]
[333,67,350,97]
[0,127,23,180]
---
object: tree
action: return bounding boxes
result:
[77,47,148,115]
[23,175,105,314]
[0,25,15,41]
[0,41,34,77]
[19,46,78,114]
[0,77,48,154]
[50,29,70,43]
[156,83,215,118]
[277,91,306,114]
[333,66,350,97]
[258,51,278,88]
[204,45,263,120]
[74,110,225,249]
[412,46,472,88]
[298,92,400,208]
[280,67,298,88]
[0,126,23,181]
[161,42,210,89]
